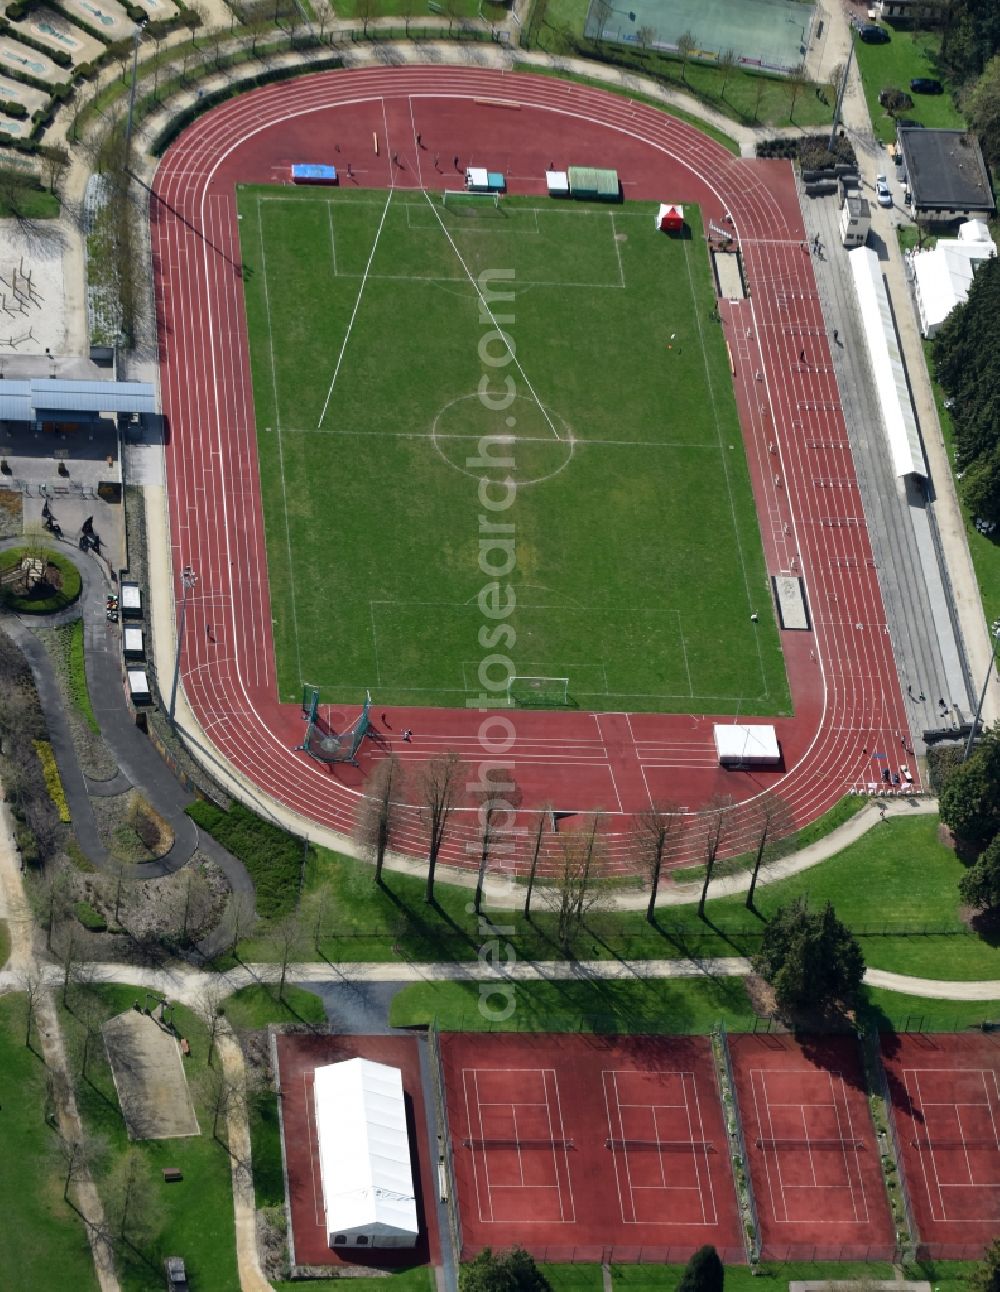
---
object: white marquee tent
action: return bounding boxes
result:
[713,724,781,766]
[313,1058,419,1250]
[848,247,927,479]
[910,219,996,337]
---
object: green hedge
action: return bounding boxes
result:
[74,900,106,932]
[185,799,302,920]
[0,547,81,613]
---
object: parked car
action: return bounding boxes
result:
[875,175,893,207]
[910,77,943,93]
[859,24,889,43]
[164,1258,188,1290]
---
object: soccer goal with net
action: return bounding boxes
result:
[442,189,501,213]
[506,676,570,707]
[297,687,372,764]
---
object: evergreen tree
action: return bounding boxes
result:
[678,1245,724,1292]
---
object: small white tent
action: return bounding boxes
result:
[313,1058,419,1250]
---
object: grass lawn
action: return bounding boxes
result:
[529,0,834,128]
[0,183,59,220]
[59,620,99,732]
[222,982,327,1031]
[859,986,1000,1033]
[0,995,99,1292]
[926,342,1000,632]
[854,24,965,144]
[904,1260,977,1292]
[236,811,1000,983]
[388,976,756,1032]
[0,546,81,613]
[273,1271,436,1292]
[541,1267,604,1292]
[337,0,508,16]
[613,1263,896,1292]
[237,186,788,715]
[59,983,239,1292]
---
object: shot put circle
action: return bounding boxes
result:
[430,392,575,487]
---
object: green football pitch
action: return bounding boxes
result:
[236,185,790,715]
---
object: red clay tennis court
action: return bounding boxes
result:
[439,1032,743,1262]
[881,1032,1000,1258]
[727,1033,894,1260]
[274,1034,440,1270]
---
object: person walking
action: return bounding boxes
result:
[833,328,839,344]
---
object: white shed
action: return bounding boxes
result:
[313,1058,419,1251]
[713,723,781,766]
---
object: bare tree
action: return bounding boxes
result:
[442,0,461,35]
[636,24,655,50]
[109,857,129,926]
[787,63,808,122]
[676,30,696,82]
[199,1062,240,1143]
[697,794,733,919]
[75,988,106,1082]
[470,771,521,915]
[18,966,44,1049]
[718,49,737,99]
[543,815,605,953]
[355,753,405,886]
[356,0,375,36]
[41,146,69,195]
[106,1147,159,1251]
[222,890,257,958]
[590,0,611,35]
[270,912,303,1003]
[746,793,794,910]
[400,0,417,36]
[523,807,549,919]
[418,752,463,905]
[53,1128,106,1204]
[633,801,685,923]
[753,73,767,122]
[192,978,227,1067]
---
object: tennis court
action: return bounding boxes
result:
[440,1032,743,1261]
[882,1032,1000,1257]
[584,0,816,74]
[728,1033,895,1260]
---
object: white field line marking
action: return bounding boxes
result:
[327,202,337,278]
[420,187,563,443]
[316,188,394,430]
[610,210,625,288]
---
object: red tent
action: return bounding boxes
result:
[655,203,685,233]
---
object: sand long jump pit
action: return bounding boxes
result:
[103,1009,200,1140]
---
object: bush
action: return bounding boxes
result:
[0,100,27,118]
[186,799,301,920]
[5,0,28,18]
[74,899,107,932]
[32,739,69,822]
[878,87,913,114]
[124,0,146,19]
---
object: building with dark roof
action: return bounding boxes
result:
[897,127,996,225]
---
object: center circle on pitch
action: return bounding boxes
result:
[431,392,575,487]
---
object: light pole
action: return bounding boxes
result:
[963,619,1000,761]
[168,565,197,727]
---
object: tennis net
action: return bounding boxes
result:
[755,1138,865,1151]
[606,1138,716,1152]
[911,1137,1000,1150]
[462,1137,574,1150]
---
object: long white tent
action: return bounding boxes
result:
[713,724,781,766]
[313,1058,419,1250]
[848,247,927,479]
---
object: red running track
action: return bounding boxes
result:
[152,66,916,874]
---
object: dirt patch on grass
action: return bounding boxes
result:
[0,488,21,537]
[93,789,174,864]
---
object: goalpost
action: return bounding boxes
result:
[441,189,501,212]
[506,676,570,708]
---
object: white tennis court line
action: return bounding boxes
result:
[904,1067,1000,1224]
[460,1067,575,1225]
[301,1070,325,1229]
[601,1068,717,1226]
[749,1067,869,1227]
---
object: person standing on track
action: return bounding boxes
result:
[799,349,806,363]
[833,329,839,345]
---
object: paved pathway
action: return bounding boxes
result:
[5,952,1000,1004]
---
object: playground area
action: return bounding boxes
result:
[584,0,816,73]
